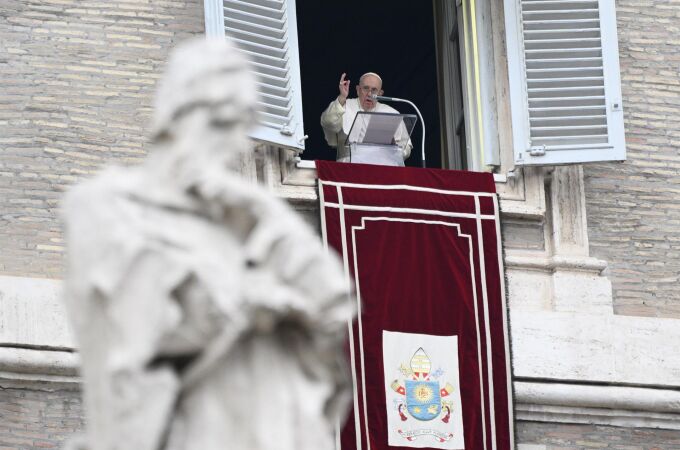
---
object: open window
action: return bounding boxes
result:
[435,0,502,171]
[294,1,444,169]
[207,0,500,171]
[205,0,626,171]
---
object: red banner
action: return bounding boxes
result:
[317,161,513,450]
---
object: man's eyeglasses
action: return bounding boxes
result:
[360,85,380,95]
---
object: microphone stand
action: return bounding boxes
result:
[373,95,426,168]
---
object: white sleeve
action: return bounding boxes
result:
[320,98,346,147]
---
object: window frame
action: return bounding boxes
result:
[504,0,626,166]
[204,0,307,152]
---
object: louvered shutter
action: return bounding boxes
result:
[204,0,305,151]
[504,0,625,165]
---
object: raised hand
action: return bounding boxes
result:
[338,73,350,105]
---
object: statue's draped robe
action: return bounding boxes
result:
[64,164,353,450]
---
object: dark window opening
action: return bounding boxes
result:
[296,1,445,169]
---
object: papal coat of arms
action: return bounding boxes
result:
[390,347,456,442]
[383,331,464,449]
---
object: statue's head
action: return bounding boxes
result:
[151,37,258,149]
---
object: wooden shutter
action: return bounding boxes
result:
[205,0,306,151]
[505,0,625,165]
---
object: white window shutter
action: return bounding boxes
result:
[204,0,305,151]
[504,0,625,165]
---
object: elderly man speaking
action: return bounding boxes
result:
[320,72,412,163]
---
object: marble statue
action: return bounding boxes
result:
[62,38,354,450]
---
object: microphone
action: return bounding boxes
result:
[370,94,427,168]
[371,94,396,102]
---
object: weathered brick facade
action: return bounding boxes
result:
[4,0,679,313]
[0,0,203,278]
[584,0,680,319]
[0,384,83,449]
[0,2,202,447]
[517,421,680,449]
[2,0,680,448]
[4,392,680,450]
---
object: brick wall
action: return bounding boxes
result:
[0,0,204,279]
[0,383,84,449]
[517,421,680,449]
[5,389,680,450]
[583,0,680,319]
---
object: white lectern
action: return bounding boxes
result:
[345,112,417,167]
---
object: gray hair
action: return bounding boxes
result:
[359,72,383,88]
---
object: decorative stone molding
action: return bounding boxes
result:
[548,166,591,257]
[517,445,546,450]
[515,381,680,430]
[505,255,608,273]
[0,347,79,384]
[0,275,74,349]
[510,310,680,386]
[271,148,549,221]
[0,275,79,384]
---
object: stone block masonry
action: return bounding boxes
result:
[0,0,204,279]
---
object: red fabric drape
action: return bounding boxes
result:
[317,161,513,450]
